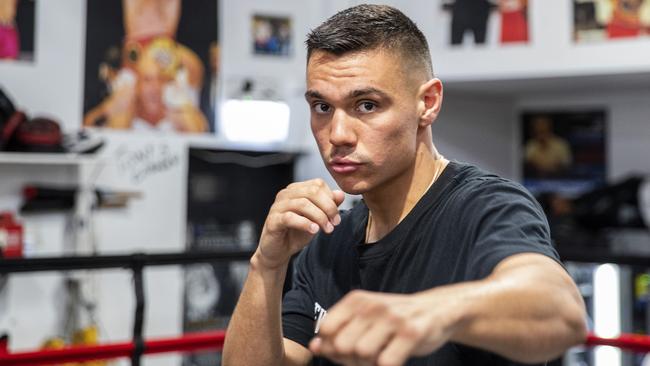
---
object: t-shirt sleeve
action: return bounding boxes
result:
[464,179,560,281]
[282,247,317,348]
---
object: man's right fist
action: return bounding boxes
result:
[255,179,345,270]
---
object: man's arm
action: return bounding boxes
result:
[311,253,587,366]
[222,179,345,366]
[222,255,312,366]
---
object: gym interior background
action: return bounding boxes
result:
[1,0,650,365]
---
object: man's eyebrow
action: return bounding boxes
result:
[304,88,389,101]
[347,87,389,99]
[304,90,325,100]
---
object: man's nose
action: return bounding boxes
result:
[329,110,357,147]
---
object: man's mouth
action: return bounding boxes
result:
[329,158,362,174]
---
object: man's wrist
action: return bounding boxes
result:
[416,281,482,342]
[250,250,290,274]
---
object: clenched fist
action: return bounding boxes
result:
[255,179,345,270]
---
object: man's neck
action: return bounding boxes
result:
[363,143,448,242]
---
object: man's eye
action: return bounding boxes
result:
[357,101,376,113]
[313,103,331,114]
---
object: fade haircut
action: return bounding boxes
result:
[306,4,434,78]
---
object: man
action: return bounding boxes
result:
[223,5,587,366]
[83,0,207,132]
[524,116,572,178]
[84,48,207,132]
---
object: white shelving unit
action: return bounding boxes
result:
[0,152,97,166]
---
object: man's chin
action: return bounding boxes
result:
[331,177,370,196]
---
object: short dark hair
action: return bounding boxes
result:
[306,4,433,77]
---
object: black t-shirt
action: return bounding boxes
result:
[282,161,559,366]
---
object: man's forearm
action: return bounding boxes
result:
[443,256,588,363]
[222,254,288,366]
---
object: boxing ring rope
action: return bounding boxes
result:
[0,331,648,366]
[0,330,225,366]
[586,333,650,354]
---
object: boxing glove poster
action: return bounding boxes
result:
[0,0,36,62]
[574,0,650,42]
[82,0,218,133]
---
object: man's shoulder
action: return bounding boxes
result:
[448,161,514,188]
[446,161,535,204]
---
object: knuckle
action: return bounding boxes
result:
[347,290,365,302]
[366,301,388,315]
[333,337,352,355]
[400,323,424,341]
[295,197,311,208]
[354,343,375,359]
[275,188,289,201]
[308,185,320,195]
[384,308,402,323]
[280,211,293,224]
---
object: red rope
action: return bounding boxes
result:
[586,332,650,354]
[0,330,225,366]
[1,330,649,365]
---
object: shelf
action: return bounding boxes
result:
[444,71,650,98]
[0,152,97,165]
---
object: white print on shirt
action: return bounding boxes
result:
[314,302,328,334]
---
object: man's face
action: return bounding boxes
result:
[137,59,166,120]
[305,49,424,195]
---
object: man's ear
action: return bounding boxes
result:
[417,78,443,128]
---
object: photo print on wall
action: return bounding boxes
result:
[83,0,219,133]
[521,110,607,197]
[0,0,36,62]
[252,14,292,56]
[440,0,530,47]
[574,0,650,42]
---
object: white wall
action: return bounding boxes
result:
[434,92,516,178]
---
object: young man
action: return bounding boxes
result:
[223,5,587,366]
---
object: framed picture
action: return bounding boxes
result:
[82,0,219,133]
[0,0,36,62]
[521,110,607,197]
[574,0,650,42]
[440,0,530,47]
[252,14,292,56]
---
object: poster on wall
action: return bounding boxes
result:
[252,14,292,56]
[439,0,530,47]
[0,0,36,62]
[574,0,650,42]
[521,110,607,197]
[83,0,219,133]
